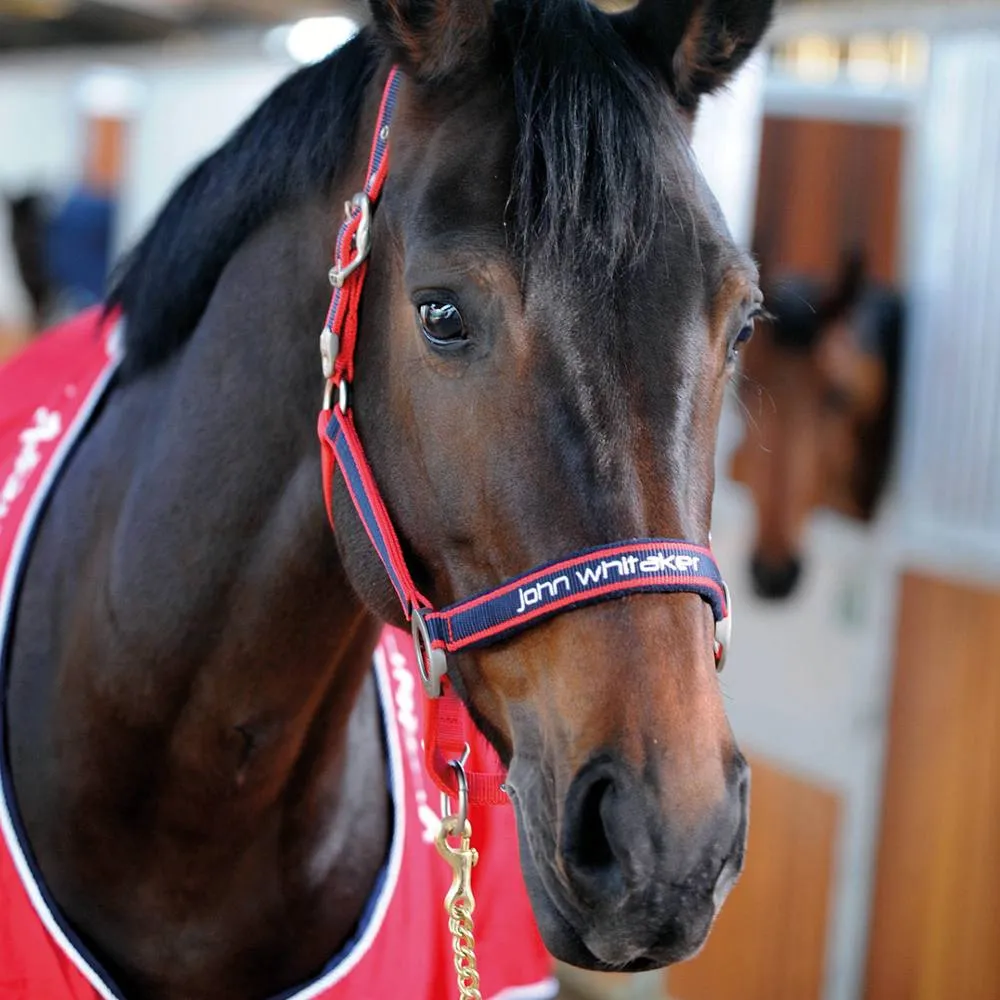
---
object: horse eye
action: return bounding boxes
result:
[730,321,755,358]
[418,302,466,346]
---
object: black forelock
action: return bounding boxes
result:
[497,0,697,281]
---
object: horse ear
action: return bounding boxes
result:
[367,0,494,84]
[613,0,774,112]
[819,246,867,322]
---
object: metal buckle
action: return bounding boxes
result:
[715,581,732,672]
[328,192,372,288]
[412,607,448,697]
[439,745,470,830]
[319,328,339,380]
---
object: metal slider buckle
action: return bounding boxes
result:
[328,192,372,288]
[319,328,339,380]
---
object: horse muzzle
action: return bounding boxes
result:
[508,749,750,971]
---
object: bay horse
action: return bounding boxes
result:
[731,250,905,599]
[2,0,773,996]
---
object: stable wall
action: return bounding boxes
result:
[0,37,294,329]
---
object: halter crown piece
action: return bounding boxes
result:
[317,68,734,806]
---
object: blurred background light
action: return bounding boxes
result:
[74,65,146,118]
[266,15,361,66]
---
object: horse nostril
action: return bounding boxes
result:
[750,553,802,600]
[561,758,651,906]
[573,776,615,872]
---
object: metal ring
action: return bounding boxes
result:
[715,581,732,672]
[337,378,349,415]
[440,746,470,832]
[411,607,448,697]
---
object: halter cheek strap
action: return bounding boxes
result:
[316,67,733,806]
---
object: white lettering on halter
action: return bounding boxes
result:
[0,407,63,534]
[512,552,702,614]
[514,574,571,615]
[574,551,700,587]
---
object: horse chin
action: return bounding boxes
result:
[509,797,720,973]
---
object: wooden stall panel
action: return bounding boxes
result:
[864,572,1000,1000]
[666,755,840,1000]
[754,116,904,284]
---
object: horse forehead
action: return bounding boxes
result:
[528,224,746,325]
[393,85,513,192]
[390,83,748,318]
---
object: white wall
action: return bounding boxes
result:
[0,56,88,327]
[691,51,768,250]
[115,53,293,253]
[897,32,1000,584]
[0,38,297,328]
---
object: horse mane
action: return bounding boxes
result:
[498,0,690,280]
[107,30,378,378]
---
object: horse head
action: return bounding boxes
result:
[334,0,773,970]
[732,248,904,599]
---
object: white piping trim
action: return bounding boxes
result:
[0,348,124,1000]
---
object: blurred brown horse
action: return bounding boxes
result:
[1,192,53,364]
[731,250,904,599]
[5,191,53,332]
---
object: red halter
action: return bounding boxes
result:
[316,68,733,807]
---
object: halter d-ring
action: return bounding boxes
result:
[440,745,471,833]
[412,607,448,697]
[714,582,733,672]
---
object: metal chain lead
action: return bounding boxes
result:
[440,818,481,1000]
[436,753,482,1000]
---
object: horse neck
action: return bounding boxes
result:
[79,193,394,985]
[45,194,391,897]
[108,192,383,719]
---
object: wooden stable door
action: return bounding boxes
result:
[754,115,904,284]
[864,572,1000,1000]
